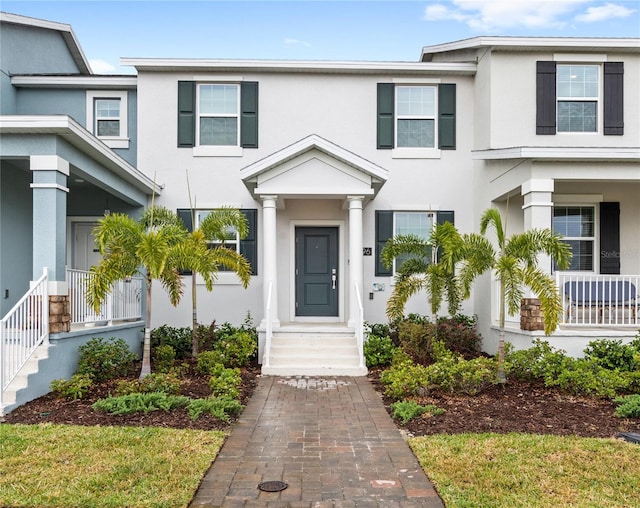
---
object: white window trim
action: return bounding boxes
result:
[194,83,241,157]
[86,90,129,148]
[556,63,601,135]
[394,85,437,150]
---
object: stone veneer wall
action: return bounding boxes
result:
[49,295,70,333]
[520,298,544,331]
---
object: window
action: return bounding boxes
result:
[375,210,454,276]
[536,61,624,136]
[377,83,456,154]
[196,210,240,254]
[86,91,129,148]
[396,87,436,148]
[557,65,598,133]
[198,84,239,146]
[177,81,258,154]
[552,206,595,271]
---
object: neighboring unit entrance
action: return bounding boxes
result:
[295,227,339,317]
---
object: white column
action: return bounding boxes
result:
[521,178,555,274]
[261,196,279,327]
[347,196,364,327]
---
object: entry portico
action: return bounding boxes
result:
[240,135,387,369]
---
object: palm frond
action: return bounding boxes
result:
[199,207,249,242]
[386,274,427,321]
[380,234,431,269]
[521,265,564,335]
[480,208,505,248]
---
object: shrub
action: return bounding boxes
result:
[150,325,192,359]
[397,320,437,365]
[547,359,630,398]
[212,324,257,368]
[50,374,93,400]
[367,322,392,341]
[77,337,136,382]
[584,339,639,372]
[153,344,176,373]
[505,339,571,384]
[436,314,482,358]
[390,400,445,423]
[92,392,190,415]
[196,350,226,375]
[209,364,242,399]
[194,321,217,352]
[613,394,640,418]
[115,372,182,396]
[187,396,244,422]
[364,334,397,368]
[379,357,430,399]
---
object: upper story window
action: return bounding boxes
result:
[557,65,598,133]
[198,84,240,146]
[377,82,456,158]
[536,61,624,136]
[396,87,436,148]
[552,206,595,271]
[86,91,129,149]
[177,81,258,156]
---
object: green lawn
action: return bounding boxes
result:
[0,424,225,508]
[410,433,640,508]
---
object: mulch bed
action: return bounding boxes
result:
[3,365,639,439]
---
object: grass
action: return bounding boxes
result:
[409,433,640,508]
[0,424,225,508]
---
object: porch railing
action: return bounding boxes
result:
[354,282,365,369]
[556,272,639,327]
[67,269,143,326]
[1,268,49,407]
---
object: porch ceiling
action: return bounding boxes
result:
[240,135,388,207]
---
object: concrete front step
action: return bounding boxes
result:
[1,344,49,414]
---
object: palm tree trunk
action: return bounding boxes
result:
[139,277,152,379]
[191,272,198,357]
[497,279,507,383]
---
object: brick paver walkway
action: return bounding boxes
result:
[189,376,444,507]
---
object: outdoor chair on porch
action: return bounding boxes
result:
[564,280,637,323]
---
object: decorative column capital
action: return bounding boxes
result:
[30,155,70,176]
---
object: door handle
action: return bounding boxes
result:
[331,268,337,290]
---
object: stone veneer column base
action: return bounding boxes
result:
[49,295,70,333]
[520,298,544,331]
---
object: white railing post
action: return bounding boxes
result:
[354,282,365,369]
[263,281,273,368]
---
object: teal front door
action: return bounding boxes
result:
[295,227,339,317]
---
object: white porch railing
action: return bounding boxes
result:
[354,282,365,369]
[263,280,273,367]
[1,268,49,407]
[67,269,143,326]
[556,272,639,327]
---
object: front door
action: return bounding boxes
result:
[74,222,101,271]
[295,227,339,317]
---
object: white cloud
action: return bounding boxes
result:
[284,38,311,47]
[575,2,636,22]
[423,0,591,32]
[89,59,116,74]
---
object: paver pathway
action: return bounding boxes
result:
[189,376,444,507]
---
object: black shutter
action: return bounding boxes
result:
[600,202,620,275]
[438,84,456,150]
[177,81,196,147]
[436,210,455,262]
[177,208,194,275]
[240,82,259,148]
[536,61,557,135]
[377,83,394,149]
[375,210,393,275]
[604,62,624,136]
[239,209,258,275]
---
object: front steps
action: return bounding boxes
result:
[261,325,367,376]
[1,343,49,416]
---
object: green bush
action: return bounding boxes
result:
[194,321,217,352]
[364,334,397,367]
[613,394,640,418]
[584,339,639,372]
[547,359,630,398]
[209,364,242,399]
[50,374,93,400]
[150,325,192,359]
[196,350,226,375]
[390,400,445,423]
[92,392,190,415]
[379,357,430,399]
[505,339,571,384]
[115,372,182,396]
[436,314,482,359]
[77,337,136,382]
[212,324,257,368]
[187,396,244,422]
[396,320,437,365]
[153,344,176,373]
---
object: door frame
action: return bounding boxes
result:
[66,217,103,270]
[289,220,345,323]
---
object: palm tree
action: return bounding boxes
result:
[86,206,214,378]
[186,208,251,356]
[480,207,572,381]
[382,221,494,322]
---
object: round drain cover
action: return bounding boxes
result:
[258,480,288,492]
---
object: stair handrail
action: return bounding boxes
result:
[263,280,273,368]
[1,267,49,407]
[354,282,365,369]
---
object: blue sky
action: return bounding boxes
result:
[3,0,639,74]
